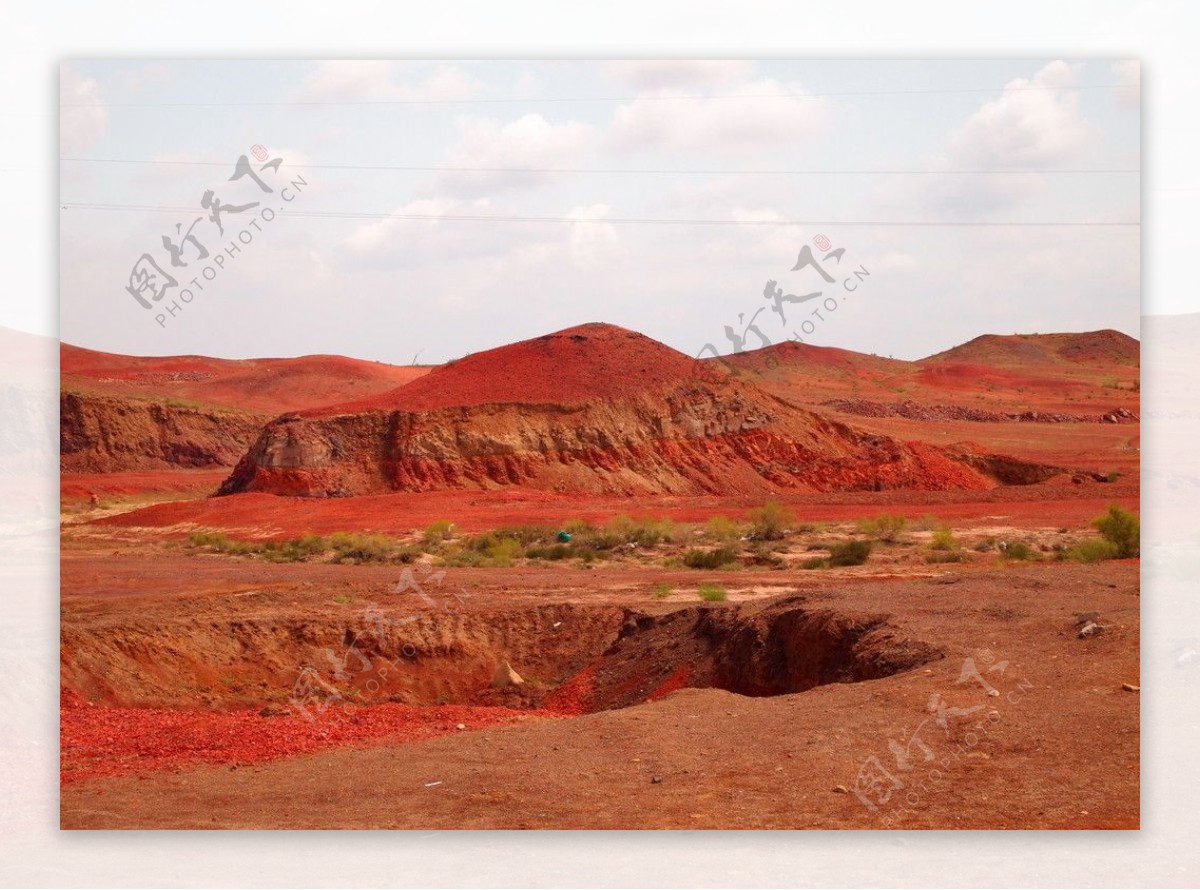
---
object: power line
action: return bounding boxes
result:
[58,83,1138,108]
[58,202,1140,227]
[58,157,1139,175]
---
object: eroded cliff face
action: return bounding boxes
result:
[61,392,266,473]
[216,382,1006,498]
[214,323,1071,499]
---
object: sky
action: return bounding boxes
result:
[58,59,1140,364]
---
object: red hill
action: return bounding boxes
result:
[217,324,1067,499]
[305,323,710,416]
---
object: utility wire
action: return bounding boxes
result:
[58,202,1140,227]
[58,158,1139,175]
[59,83,1138,108]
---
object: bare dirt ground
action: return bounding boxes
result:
[58,328,1140,830]
[60,522,1139,829]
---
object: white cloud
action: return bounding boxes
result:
[608,79,825,154]
[947,61,1093,169]
[59,66,106,155]
[895,61,1099,216]
[607,60,755,90]
[433,113,595,197]
[1112,59,1140,108]
[295,61,480,103]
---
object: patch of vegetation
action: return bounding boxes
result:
[925,550,966,564]
[606,515,680,548]
[682,546,739,569]
[696,583,728,602]
[421,520,456,546]
[828,539,872,567]
[1000,541,1036,561]
[525,543,570,561]
[1092,504,1139,558]
[748,500,794,541]
[332,594,351,605]
[858,514,907,542]
[1068,538,1120,563]
[652,582,673,600]
[328,532,414,565]
[704,515,742,543]
[929,525,957,551]
[800,556,829,570]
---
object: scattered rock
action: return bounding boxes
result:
[456,723,467,730]
[1078,622,1105,639]
[1121,683,1139,693]
[833,785,848,794]
[651,776,663,784]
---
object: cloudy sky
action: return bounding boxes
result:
[59,59,1139,363]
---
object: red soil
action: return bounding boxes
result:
[61,342,429,415]
[60,688,548,785]
[304,323,712,416]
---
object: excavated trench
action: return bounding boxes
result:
[60,598,943,714]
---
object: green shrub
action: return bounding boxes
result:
[858,515,907,542]
[929,526,956,551]
[652,582,673,600]
[421,520,456,547]
[748,500,793,541]
[925,550,966,564]
[486,537,523,567]
[704,516,742,543]
[1092,505,1139,558]
[682,546,738,569]
[828,540,872,566]
[491,524,556,546]
[697,583,728,602]
[329,533,402,564]
[1000,541,1035,561]
[606,516,676,548]
[800,556,828,570]
[526,543,570,561]
[1068,538,1120,563]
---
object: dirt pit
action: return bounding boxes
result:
[61,598,941,716]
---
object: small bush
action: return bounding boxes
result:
[682,546,738,569]
[749,500,793,541]
[606,515,676,548]
[858,515,907,542]
[925,551,966,564]
[421,520,456,547]
[1092,505,1139,558]
[492,524,556,546]
[486,537,523,567]
[329,533,403,564]
[929,526,956,551]
[652,582,673,600]
[829,540,872,566]
[1068,538,1120,563]
[697,583,728,602]
[704,516,742,543]
[800,556,828,570]
[1000,541,1035,561]
[526,543,570,561]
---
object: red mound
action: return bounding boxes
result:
[305,323,710,416]
[922,330,1139,368]
[214,323,1072,499]
[61,343,429,415]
